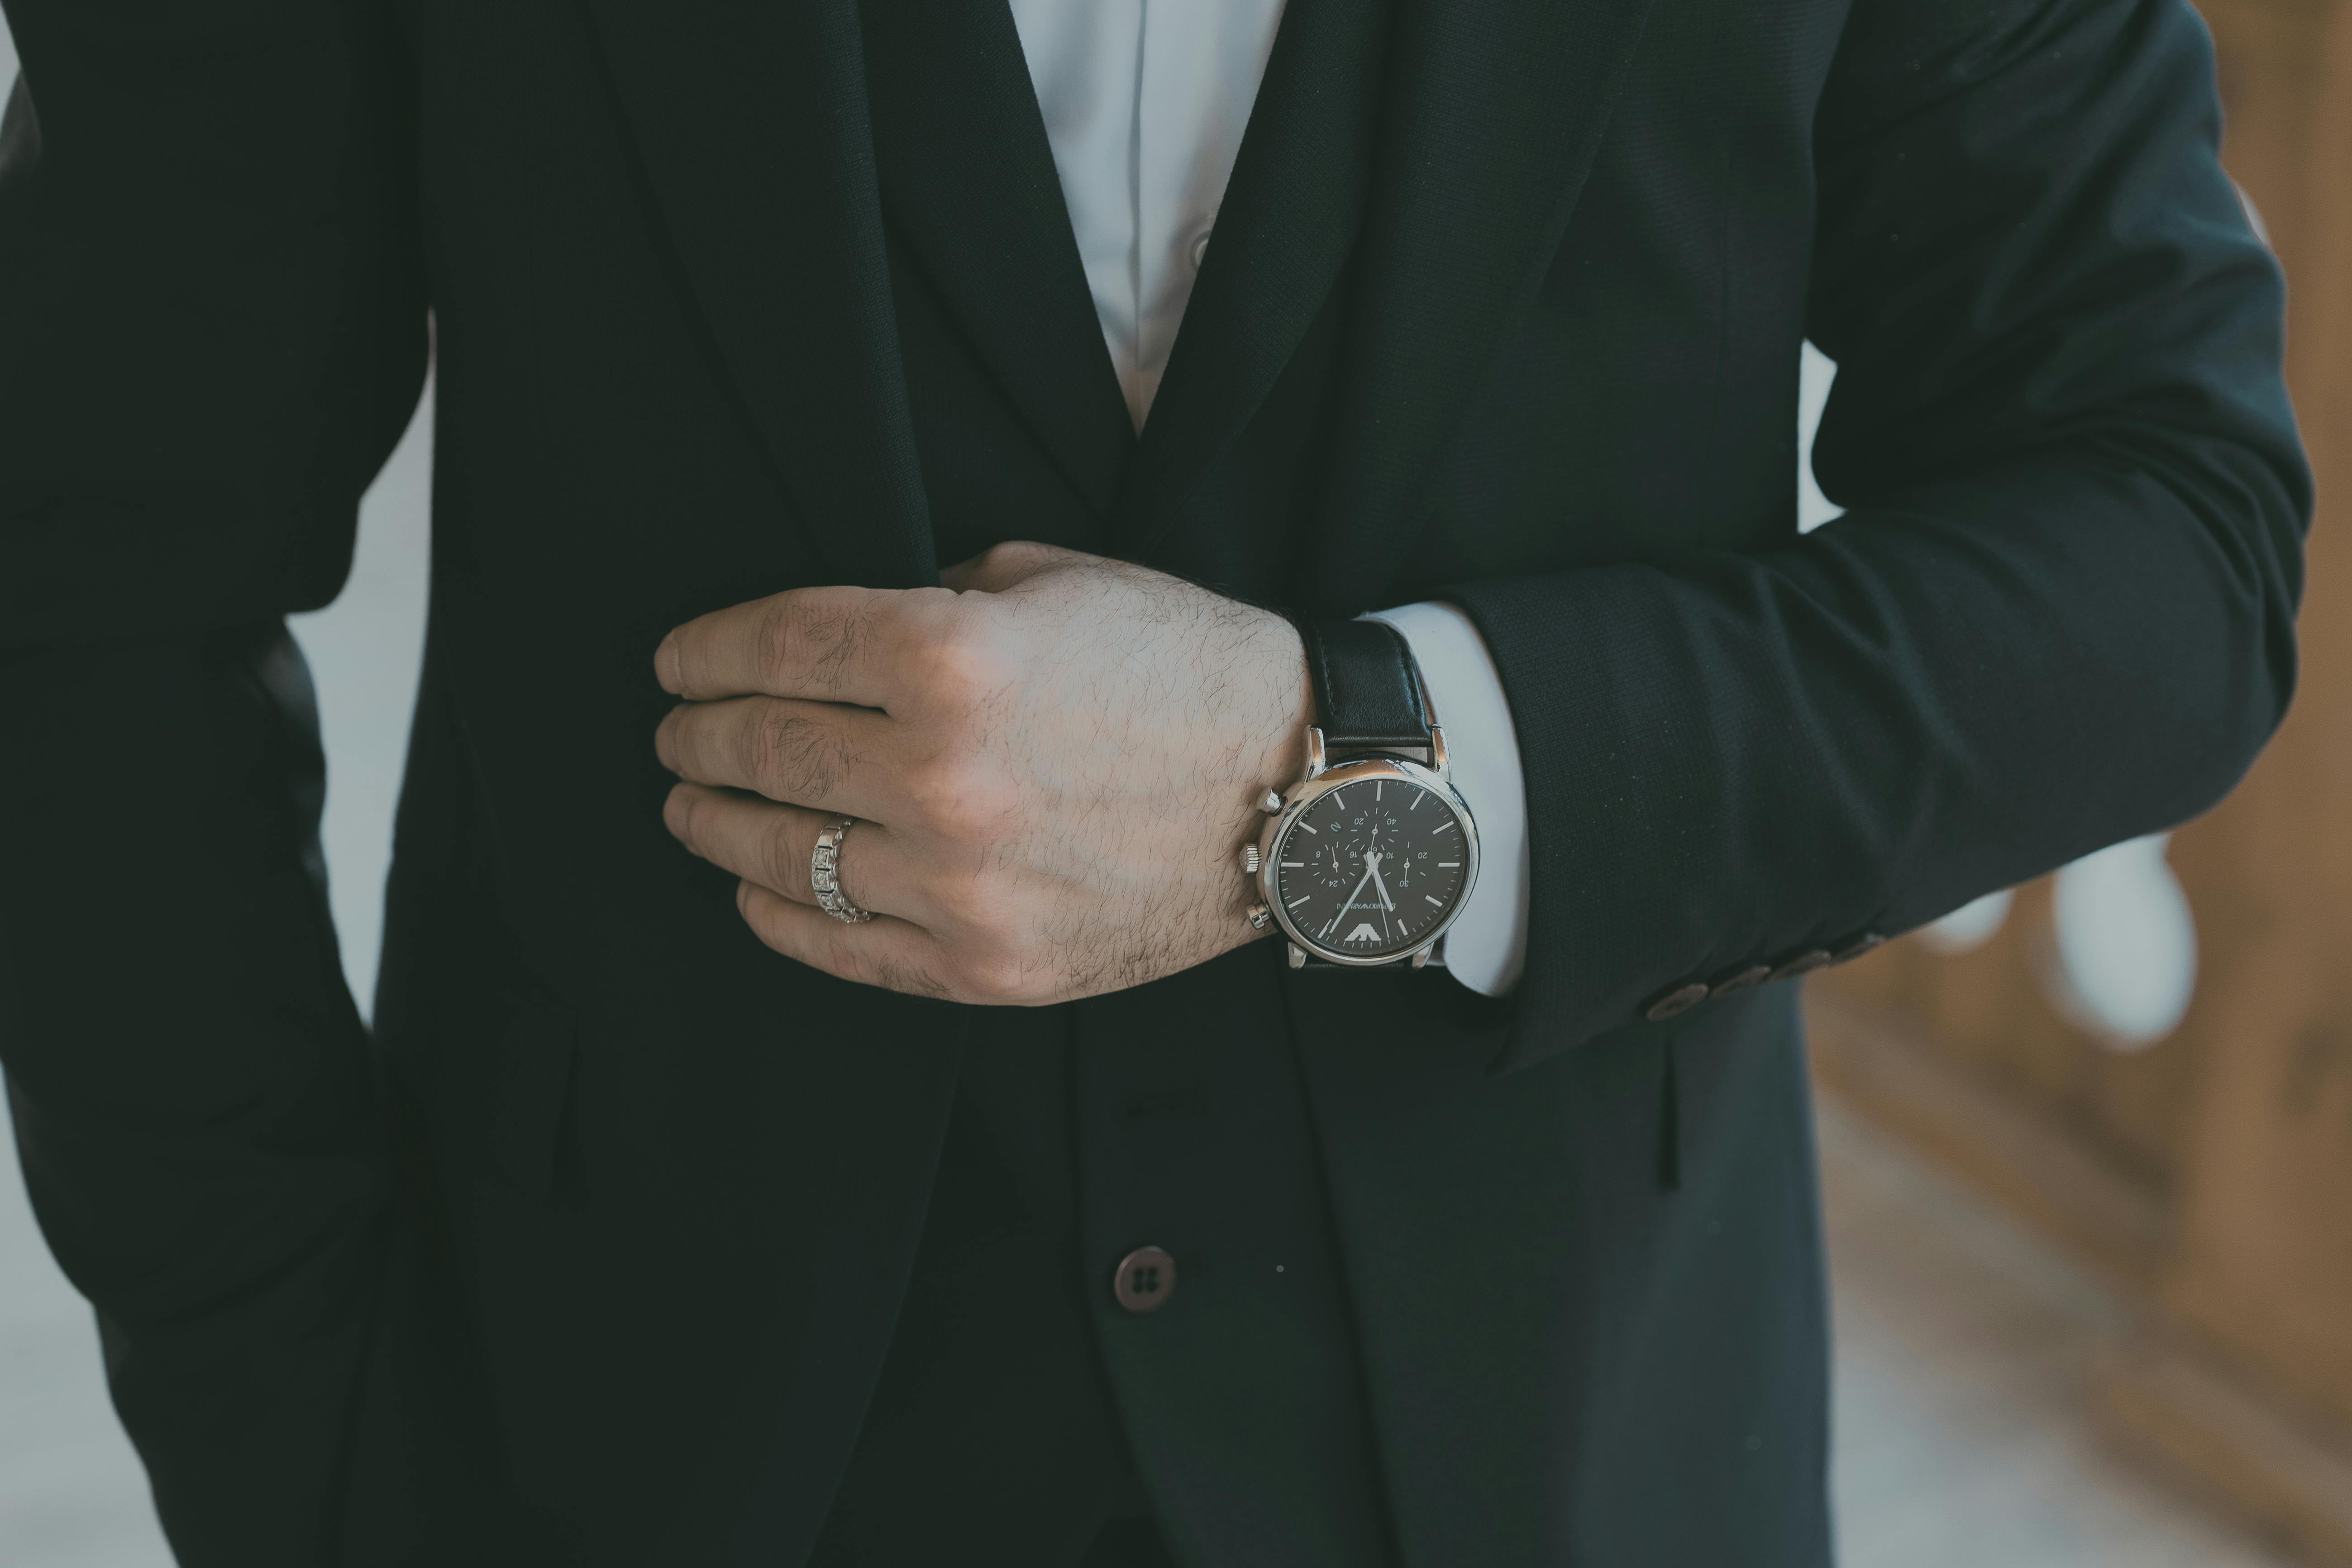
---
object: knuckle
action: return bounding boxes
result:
[928,869,1007,933]
[975,540,1044,581]
[960,776,1022,838]
[749,702,844,801]
[900,753,960,825]
[762,589,874,695]
[951,946,1035,1006]
[916,615,1012,712]
[748,706,797,793]
[816,610,868,694]
[901,586,962,615]
[754,598,802,688]
[906,756,1015,840]
[887,962,955,1001]
[856,939,949,1000]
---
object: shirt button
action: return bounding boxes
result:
[1188,224,1214,272]
[1113,1246,1178,1314]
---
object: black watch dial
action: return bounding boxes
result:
[1272,777,1469,960]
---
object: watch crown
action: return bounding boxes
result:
[1259,789,1285,815]
[1245,902,1272,931]
[1237,844,1261,874]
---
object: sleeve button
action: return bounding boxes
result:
[1832,932,1887,964]
[1709,963,1774,997]
[1768,949,1834,983]
[1644,982,1711,1022]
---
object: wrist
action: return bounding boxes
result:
[1245,615,1480,969]
[1248,607,1315,792]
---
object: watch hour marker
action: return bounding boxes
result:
[1424,895,1443,907]
[1376,781,1383,800]
[1288,895,1311,908]
[1432,820,1454,834]
[1436,861,1460,867]
[1279,861,1304,868]
[1297,822,1317,834]
[1410,790,1426,810]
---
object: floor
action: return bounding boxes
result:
[1816,1098,2295,1568]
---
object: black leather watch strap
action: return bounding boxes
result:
[1296,618,1432,751]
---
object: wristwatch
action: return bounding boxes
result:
[1243,618,1480,970]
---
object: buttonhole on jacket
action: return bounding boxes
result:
[491,989,586,1209]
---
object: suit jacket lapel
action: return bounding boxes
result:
[583,0,935,588]
[860,0,1136,521]
[1114,0,1395,560]
[1301,0,1663,613]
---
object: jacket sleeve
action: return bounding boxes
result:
[0,2,435,1560]
[1446,0,2309,1068]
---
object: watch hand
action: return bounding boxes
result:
[1324,860,1379,940]
[1370,856,1395,940]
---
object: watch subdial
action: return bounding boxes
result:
[1303,835,1361,890]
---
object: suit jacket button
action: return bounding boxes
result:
[1769,949,1834,983]
[1644,982,1710,1022]
[1832,932,1887,964]
[1709,963,1774,997]
[1113,1246,1178,1314]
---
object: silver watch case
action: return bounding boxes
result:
[1255,730,1481,968]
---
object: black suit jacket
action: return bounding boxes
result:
[0,0,2306,1563]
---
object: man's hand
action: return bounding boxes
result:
[653,543,1312,1004]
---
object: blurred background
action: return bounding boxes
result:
[3,3,2348,1564]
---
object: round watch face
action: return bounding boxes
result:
[1271,775,1471,961]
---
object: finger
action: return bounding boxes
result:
[663,783,916,916]
[938,540,1089,594]
[735,881,958,1000]
[657,584,945,706]
[655,696,899,815]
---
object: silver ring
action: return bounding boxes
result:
[810,815,874,924]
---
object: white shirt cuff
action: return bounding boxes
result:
[1362,603,1530,998]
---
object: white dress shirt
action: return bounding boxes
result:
[1009,0,1531,995]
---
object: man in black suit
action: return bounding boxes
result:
[0,0,2308,1563]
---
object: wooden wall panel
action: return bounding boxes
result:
[2164,0,2352,1427]
[1812,0,2352,1550]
